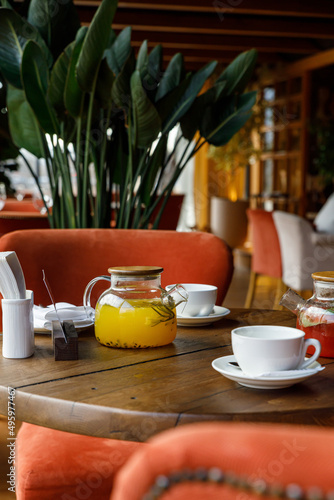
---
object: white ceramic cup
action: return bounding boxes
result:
[166,283,217,317]
[231,325,321,377]
[2,290,34,359]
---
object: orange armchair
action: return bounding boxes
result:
[1,228,233,500]
[245,209,284,309]
[111,421,334,500]
[0,228,233,307]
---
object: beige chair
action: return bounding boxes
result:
[314,193,334,234]
[273,210,334,292]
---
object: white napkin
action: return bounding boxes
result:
[33,303,94,330]
[0,251,26,299]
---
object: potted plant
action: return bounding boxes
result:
[0,0,258,229]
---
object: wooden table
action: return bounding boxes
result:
[0,308,334,442]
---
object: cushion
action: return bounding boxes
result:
[111,422,334,500]
[16,423,144,500]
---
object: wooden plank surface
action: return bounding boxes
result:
[1,309,333,441]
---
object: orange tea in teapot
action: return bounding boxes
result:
[95,298,176,348]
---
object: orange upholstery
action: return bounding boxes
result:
[247,209,282,278]
[17,423,144,500]
[0,228,233,307]
[6,228,233,500]
[245,209,284,308]
[111,422,334,500]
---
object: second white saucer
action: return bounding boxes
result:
[212,354,323,389]
[177,305,230,327]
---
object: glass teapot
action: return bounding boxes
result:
[280,271,334,358]
[83,266,187,348]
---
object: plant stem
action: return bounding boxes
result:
[81,72,99,227]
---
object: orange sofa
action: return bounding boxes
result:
[0,228,234,499]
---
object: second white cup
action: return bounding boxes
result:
[231,325,321,377]
[166,283,217,317]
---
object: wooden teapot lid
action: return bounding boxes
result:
[312,271,334,282]
[108,266,163,276]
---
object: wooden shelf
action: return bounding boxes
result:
[251,74,307,215]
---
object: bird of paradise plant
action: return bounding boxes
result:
[0,0,258,228]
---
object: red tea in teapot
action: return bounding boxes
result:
[280,272,334,358]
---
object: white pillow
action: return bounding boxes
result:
[314,193,334,234]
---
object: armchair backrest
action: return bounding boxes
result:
[247,209,282,278]
[0,229,233,307]
[111,422,334,500]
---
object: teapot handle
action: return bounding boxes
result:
[83,275,110,315]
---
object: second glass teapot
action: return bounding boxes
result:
[280,271,334,358]
[83,266,187,348]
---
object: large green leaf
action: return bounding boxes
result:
[21,40,60,135]
[96,58,115,108]
[148,45,162,84]
[76,0,118,92]
[139,44,163,104]
[0,8,52,89]
[155,73,190,125]
[136,40,148,80]
[180,80,227,141]
[108,122,129,185]
[180,94,207,142]
[0,80,19,159]
[155,53,184,102]
[161,60,217,134]
[48,43,74,115]
[201,91,257,146]
[64,27,87,118]
[216,49,258,96]
[111,49,136,111]
[27,0,80,60]
[131,70,161,148]
[7,84,44,157]
[105,27,131,76]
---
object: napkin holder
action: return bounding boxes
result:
[52,320,78,361]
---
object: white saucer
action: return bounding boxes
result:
[37,307,94,332]
[212,355,323,389]
[177,306,230,327]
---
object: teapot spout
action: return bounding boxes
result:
[279,288,306,315]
